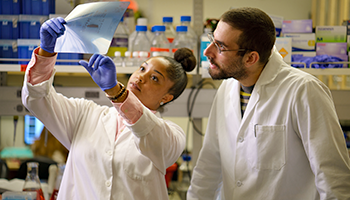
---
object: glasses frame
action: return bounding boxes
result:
[207,32,249,54]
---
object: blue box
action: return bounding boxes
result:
[19,15,48,39]
[0,39,18,64]
[22,0,55,15]
[17,39,40,64]
[1,0,21,15]
[0,15,19,39]
[57,53,84,65]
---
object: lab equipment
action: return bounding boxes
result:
[131,25,151,62]
[150,25,171,57]
[113,51,124,67]
[50,164,65,200]
[172,26,195,54]
[23,162,45,200]
[163,17,176,43]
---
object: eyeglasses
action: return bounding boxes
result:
[207,32,248,54]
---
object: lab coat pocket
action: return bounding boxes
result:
[248,124,286,171]
[123,141,154,182]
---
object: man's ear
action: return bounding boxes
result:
[244,51,260,67]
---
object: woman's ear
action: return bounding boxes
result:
[161,93,174,104]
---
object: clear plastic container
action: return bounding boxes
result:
[172,26,195,54]
[150,25,171,57]
[113,51,124,67]
[128,18,153,51]
[124,51,134,67]
[131,25,151,60]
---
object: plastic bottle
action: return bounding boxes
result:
[138,51,149,66]
[200,27,212,65]
[124,51,134,67]
[180,16,198,60]
[131,25,151,61]
[23,162,45,200]
[162,17,176,43]
[128,18,153,51]
[107,16,129,58]
[150,25,171,57]
[113,51,124,67]
[177,154,192,200]
[172,25,195,55]
[50,164,65,200]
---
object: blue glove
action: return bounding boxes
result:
[79,54,118,91]
[40,17,66,53]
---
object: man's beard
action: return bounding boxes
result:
[207,56,248,80]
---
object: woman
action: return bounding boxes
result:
[21,17,196,200]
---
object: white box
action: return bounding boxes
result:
[275,37,292,63]
[316,43,347,56]
[282,19,313,34]
[315,26,347,43]
[284,33,315,51]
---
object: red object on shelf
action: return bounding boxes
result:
[165,163,178,188]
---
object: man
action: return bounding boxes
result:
[187,7,350,200]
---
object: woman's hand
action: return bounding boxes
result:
[39,17,66,53]
[79,54,118,91]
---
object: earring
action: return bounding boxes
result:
[160,102,164,106]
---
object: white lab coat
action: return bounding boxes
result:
[187,48,350,200]
[22,68,185,199]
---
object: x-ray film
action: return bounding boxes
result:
[54,1,130,54]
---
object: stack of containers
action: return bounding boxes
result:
[280,19,315,65]
[0,0,56,66]
[315,25,347,68]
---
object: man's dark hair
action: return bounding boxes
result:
[221,7,276,65]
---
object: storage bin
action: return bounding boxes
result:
[0,0,21,15]
[17,39,40,65]
[0,39,18,64]
[19,15,48,39]
[0,15,19,39]
[22,0,55,15]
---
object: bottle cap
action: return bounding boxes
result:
[176,25,188,32]
[124,51,131,56]
[132,51,139,57]
[162,17,173,23]
[182,154,191,161]
[114,51,121,57]
[137,18,148,26]
[152,25,166,32]
[136,25,147,32]
[180,16,191,22]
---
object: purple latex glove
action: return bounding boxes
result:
[79,54,118,91]
[40,17,66,53]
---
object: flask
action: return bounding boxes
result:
[172,26,195,54]
[150,25,171,57]
[107,16,129,58]
[113,51,124,67]
[162,17,176,43]
[50,164,65,200]
[131,25,151,61]
[23,162,45,200]
[200,27,212,64]
[177,154,192,200]
[128,18,153,51]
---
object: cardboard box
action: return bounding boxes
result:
[282,19,313,34]
[316,43,347,56]
[283,33,315,51]
[316,26,347,43]
[275,37,292,63]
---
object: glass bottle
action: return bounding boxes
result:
[172,26,195,54]
[23,162,45,200]
[162,16,176,43]
[50,164,65,200]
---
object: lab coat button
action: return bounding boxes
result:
[105,181,111,187]
[236,180,242,187]
[238,137,244,143]
[107,150,113,156]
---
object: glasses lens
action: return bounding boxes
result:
[208,33,221,54]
